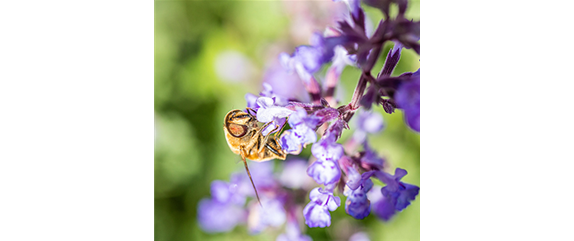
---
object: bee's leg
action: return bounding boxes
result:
[246,107,257,116]
[243,121,273,151]
[275,116,289,136]
[240,146,263,207]
[258,125,280,153]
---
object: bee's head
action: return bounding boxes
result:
[224,109,254,137]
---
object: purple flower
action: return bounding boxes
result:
[256,97,293,123]
[344,177,373,219]
[303,187,341,228]
[307,159,341,185]
[276,218,312,241]
[263,63,310,104]
[230,161,277,197]
[366,168,420,213]
[395,69,420,132]
[281,32,346,81]
[279,159,314,189]
[280,130,303,154]
[311,120,345,162]
[349,232,371,241]
[247,198,286,234]
[210,180,245,206]
[280,108,320,153]
[256,97,293,136]
[333,0,361,20]
[352,110,384,143]
[197,198,246,233]
[368,185,396,221]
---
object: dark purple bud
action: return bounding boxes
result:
[360,85,378,110]
[380,98,395,114]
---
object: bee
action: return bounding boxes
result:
[223,108,286,205]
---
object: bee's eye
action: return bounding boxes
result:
[228,123,247,137]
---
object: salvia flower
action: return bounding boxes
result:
[276,216,312,241]
[344,176,373,219]
[368,185,396,221]
[197,197,247,233]
[377,168,420,211]
[307,158,341,185]
[395,69,420,132]
[303,187,341,228]
[349,232,371,241]
[280,108,320,153]
[256,96,293,136]
[248,198,287,234]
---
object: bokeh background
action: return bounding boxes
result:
[155,1,420,240]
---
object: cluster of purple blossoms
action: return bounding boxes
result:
[199,0,419,239]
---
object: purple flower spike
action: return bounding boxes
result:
[303,187,341,228]
[368,186,397,221]
[197,198,246,233]
[311,138,344,163]
[357,110,384,133]
[279,159,313,189]
[276,218,312,241]
[349,232,371,241]
[367,168,420,212]
[248,198,286,234]
[395,69,420,132]
[307,159,341,185]
[280,130,303,154]
[210,180,245,206]
[344,165,362,190]
[344,178,373,219]
[256,97,294,123]
[280,108,320,151]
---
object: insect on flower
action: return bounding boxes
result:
[223,108,287,205]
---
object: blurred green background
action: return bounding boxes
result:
[155,1,420,240]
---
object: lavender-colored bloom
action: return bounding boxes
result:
[263,63,310,104]
[280,108,320,152]
[357,110,384,133]
[280,130,303,154]
[311,138,344,163]
[366,168,420,212]
[367,185,396,221]
[311,120,345,163]
[279,159,313,189]
[256,97,293,123]
[333,0,361,20]
[395,69,420,132]
[349,232,370,241]
[197,198,246,233]
[210,180,245,206]
[281,32,346,81]
[352,110,384,143]
[256,96,293,135]
[230,161,277,197]
[344,178,373,219]
[307,159,341,185]
[344,164,362,190]
[303,187,341,228]
[276,218,313,241]
[248,198,286,234]
[331,45,357,74]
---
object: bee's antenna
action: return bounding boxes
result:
[240,148,263,208]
